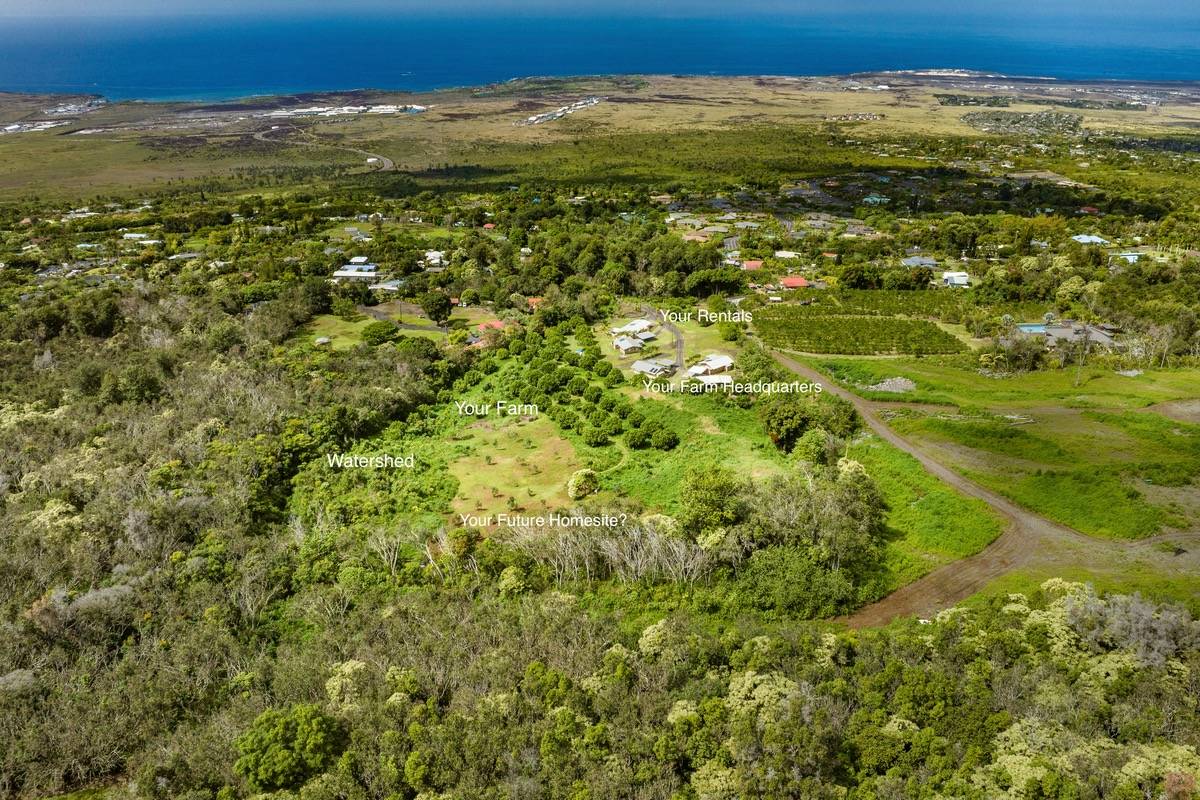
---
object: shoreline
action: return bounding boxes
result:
[3,70,1200,106]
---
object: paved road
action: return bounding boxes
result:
[770,351,1200,627]
[254,124,395,171]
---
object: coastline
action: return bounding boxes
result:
[3,70,1200,106]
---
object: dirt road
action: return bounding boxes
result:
[254,124,394,171]
[641,304,684,368]
[770,351,1200,626]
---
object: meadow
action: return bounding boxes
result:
[816,356,1200,409]
[781,350,1200,540]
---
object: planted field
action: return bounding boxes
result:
[782,289,1049,322]
[755,310,966,354]
[786,289,968,318]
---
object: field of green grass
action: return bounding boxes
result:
[448,415,581,518]
[888,407,1200,539]
[847,433,1006,594]
[601,391,788,512]
[798,355,1200,539]
[305,313,375,349]
[816,356,1200,409]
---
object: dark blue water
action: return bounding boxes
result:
[0,10,1197,101]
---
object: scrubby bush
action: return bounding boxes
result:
[567,469,601,500]
[234,704,345,792]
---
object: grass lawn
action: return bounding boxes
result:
[670,317,741,364]
[305,313,373,349]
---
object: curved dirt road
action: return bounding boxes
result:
[640,304,684,368]
[771,351,1200,627]
[253,124,394,171]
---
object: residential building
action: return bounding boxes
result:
[611,319,655,336]
[614,335,645,355]
[631,358,676,377]
[688,354,735,377]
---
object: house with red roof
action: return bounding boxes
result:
[780,276,810,289]
[742,260,763,271]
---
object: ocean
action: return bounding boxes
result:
[0,9,1197,101]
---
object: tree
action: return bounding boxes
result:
[360,320,398,346]
[419,291,453,326]
[677,465,747,539]
[234,704,345,792]
[759,395,819,452]
[567,469,600,499]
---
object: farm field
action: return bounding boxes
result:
[756,309,967,354]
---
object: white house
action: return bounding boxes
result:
[333,263,378,280]
[611,319,655,336]
[774,250,800,259]
[942,271,970,288]
[349,255,371,265]
[631,358,676,377]
[423,250,446,266]
[688,354,735,377]
[1071,234,1110,246]
[613,335,646,355]
[691,374,734,388]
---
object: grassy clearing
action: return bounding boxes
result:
[889,405,1200,539]
[603,391,788,513]
[670,318,741,364]
[306,313,373,349]
[895,416,1072,464]
[968,467,1176,539]
[848,434,1005,593]
[448,415,581,518]
[816,356,1200,410]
